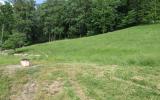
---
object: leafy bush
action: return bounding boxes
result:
[121,10,137,27]
[2,32,27,50]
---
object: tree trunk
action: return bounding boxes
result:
[59,33,61,40]
[1,24,4,44]
[1,24,4,51]
[54,33,56,41]
[49,33,51,42]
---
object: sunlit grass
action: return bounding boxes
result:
[18,24,160,67]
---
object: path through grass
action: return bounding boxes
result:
[0,63,160,100]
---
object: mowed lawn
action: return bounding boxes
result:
[0,24,160,100]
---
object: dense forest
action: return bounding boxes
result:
[0,0,160,50]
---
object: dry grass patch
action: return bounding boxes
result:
[10,81,38,100]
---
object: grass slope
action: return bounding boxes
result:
[18,24,160,66]
[0,24,160,100]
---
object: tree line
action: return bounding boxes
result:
[0,0,160,50]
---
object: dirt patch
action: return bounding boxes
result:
[111,64,118,67]
[4,64,39,75]
[4,65,23,75]
[131,76,144,82]
[66,68,91,100]
[43,80,64,95]
[69,80,90,100]
[10,81,38,100]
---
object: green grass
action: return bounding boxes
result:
[0,24,160,100]
[0,55,20,66]
[18,24,160,66]
[0,71,11,100]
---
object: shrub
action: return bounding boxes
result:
[2,32,27,50]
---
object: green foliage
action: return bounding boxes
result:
[0,2,14,47]
[2,32,27,50]
[0,0,160,46]
[121,10,137,27]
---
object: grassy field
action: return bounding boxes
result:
[0,24,160,100]
[18,24,160,66]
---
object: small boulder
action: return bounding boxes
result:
[21,59,30,67]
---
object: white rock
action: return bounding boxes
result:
[21,60,30,67]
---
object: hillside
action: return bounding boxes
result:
[18,24,160,66]
[0,24,160,100]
